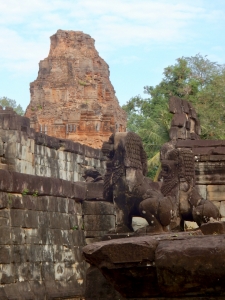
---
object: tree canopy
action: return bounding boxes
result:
[0,97,24,116]
[122,54,225,178]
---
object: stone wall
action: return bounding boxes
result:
[0,108,105,181]
[177,140,225,220]
[0,169,115,299]
[0,108,118,299]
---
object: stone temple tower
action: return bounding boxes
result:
[25,30,127,148]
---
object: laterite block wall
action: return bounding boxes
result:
[0,170,115,299]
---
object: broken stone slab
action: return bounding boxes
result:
[83,233,225,298]
[200,221,225,235]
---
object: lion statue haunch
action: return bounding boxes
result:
[101,132,177,233]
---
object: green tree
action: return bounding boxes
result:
[0,97,24,115]
[123,96,171,179]
[123,54,225,178]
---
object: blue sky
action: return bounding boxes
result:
[1,0,225,110]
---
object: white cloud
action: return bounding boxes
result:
[0,0,224,76]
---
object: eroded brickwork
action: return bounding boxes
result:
[25,30,126,148]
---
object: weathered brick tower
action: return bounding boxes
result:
[25,30,126,148]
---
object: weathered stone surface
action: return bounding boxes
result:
[219,201,225,217]
[0,210,10,226]
[196,174,225,185]
[0,108,106,182]
[85,266,124,300]
[25,30,126,149]
[84,230,108,238]
[73,181,86,200]
[49,212,69,230]
[0,263,17,284]
[200,221,225,235]
[82,201,114,215]
[212,200,221,210]
[0,186,95,298]
[24,210,39,228]
[83,235,159,267]
[212,146,225,155]
[168,97,200,140]
[177,139,224,148]
[0,287,7,300]
[210,154,225,161]
[0,169,89,201]
[10,209,25,227]
[156,235,225,297]
[0,246,11,263]
[192,146,214,155]
[11,245,27,263]
[84,215,115,231]
[83,235,161,298]
[83,234,225,299]
[172,113,187,127]
[195,184,207,199]
[207,185,225,201]
[85,237,102,245]
[11,227,25,244]
[86,182,104,200]
[0,192,9,208]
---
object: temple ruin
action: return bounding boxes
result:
[25,30,126,149]
[1,28,225,298]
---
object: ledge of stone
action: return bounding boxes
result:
[0,110,106,160]
[83,232,225,298]
[0,169,105,201]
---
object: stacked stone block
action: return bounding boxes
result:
[177,140,225,220]
[83,201,115,244]
[0,175,86,299]
[0,109,106,181]
[0,169,116,299]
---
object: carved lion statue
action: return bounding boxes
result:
[101,133,220,233]
[101,132,177,233]
[159,146,220,229]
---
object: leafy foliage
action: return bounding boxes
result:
[0,96,24,115]
[123,54,225,178]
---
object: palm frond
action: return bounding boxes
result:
[154,164,161,182]
[147,152,160,167]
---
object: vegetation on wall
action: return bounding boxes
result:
[123,54,225,178]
